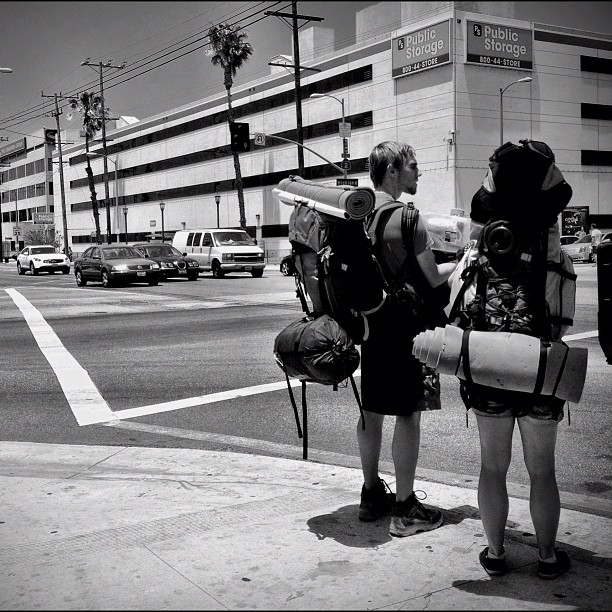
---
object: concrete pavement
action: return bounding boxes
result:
[1,441,610,610]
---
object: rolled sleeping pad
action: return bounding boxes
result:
[412,324,588,403]
[277,175,375,220]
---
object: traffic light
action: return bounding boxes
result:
[229,122,250,153]
[44,128,57,146]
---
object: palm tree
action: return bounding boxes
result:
[208,23,253,231]
[68,92,107,243]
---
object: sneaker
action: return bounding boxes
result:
[479,546,507,576]
[389,491,443,537]
[538,549,571,580]
[358,478,394,522]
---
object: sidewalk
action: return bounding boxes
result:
[0,442,610,610]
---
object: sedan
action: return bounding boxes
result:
[560,235,578,246]
[17,245,70,275]
[280,254,296,276]
[73,245,163,288]
[133,242,200,281]
[561,234,593,263]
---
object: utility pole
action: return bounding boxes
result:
[42,92,70,258]
[81,58,126,244]
[265,4,323,176]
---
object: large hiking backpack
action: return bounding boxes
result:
[447,139,577,417]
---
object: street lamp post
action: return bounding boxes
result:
[310,93,348,179]
[1,69,12,261]
[500,77,532,146]
[122,206,128,244]
[86,152,118,242]
[215,193,221,228]
[159,201,165,242]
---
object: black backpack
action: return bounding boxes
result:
[273,177,441,458]
[447,139,575,417]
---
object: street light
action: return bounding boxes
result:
[310,93,348,179]
[215,193,221,229]
[500,77,532,146]
[122,205,128,244]
[159,201,165,242]
[86,152,118,243]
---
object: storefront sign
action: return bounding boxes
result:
[0,137,27,159]
[466,20,533,70]
[392,20,451,78]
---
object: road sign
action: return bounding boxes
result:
[338,122,351,138]
[336,178,358,187]
[13,227,21,236]
[254,132,266,146]
[33,212,54,224]
[341,159,351,170]
[342,138,350,158]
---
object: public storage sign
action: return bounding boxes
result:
[392,20,451,78]
[466,20,533,70]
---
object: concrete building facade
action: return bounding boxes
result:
[2,2,611,257]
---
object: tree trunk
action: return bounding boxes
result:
[224,70,247,231]
[85,136,101,243]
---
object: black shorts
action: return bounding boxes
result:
[360,300,433,416]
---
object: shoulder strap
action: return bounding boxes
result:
[367,201,404,246]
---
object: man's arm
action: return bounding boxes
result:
[416,248,456,288]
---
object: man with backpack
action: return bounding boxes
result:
[358,141,457,536]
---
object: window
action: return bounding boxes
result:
[186,233,195,246]
[202,233,212,247]
[27,185,35,198]
[193,232,202,246]
[35,159,45,173]
[35,183,45,197]
[26,162,35,176]
[17,165,25,179]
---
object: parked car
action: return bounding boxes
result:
[172,228,265,278]
[73,245,163,288]
[602,231,612,243]
[560,235,579,246]
[16,245,71,275]
[561,234,593,263]
[280,254,296,276]
[133,242,200,281]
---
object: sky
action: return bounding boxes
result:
[1,1,612,142]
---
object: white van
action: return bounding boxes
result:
[172,228,266,278]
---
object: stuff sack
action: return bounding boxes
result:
[447,139,577,417]
[273,315,360,386]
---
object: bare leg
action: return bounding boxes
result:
[475,414,515,557]
[392,412,422,502]
[357,410,385,489]
[518,417,560,560]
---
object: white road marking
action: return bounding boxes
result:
[5,289,116,426]
[562,331,599,341]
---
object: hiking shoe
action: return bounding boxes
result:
[389,491,443,537]
[358,478,395,522]
[538,549,570,580]
[479,546,507,576]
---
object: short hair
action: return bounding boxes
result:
[591,223,597,229]
[369,141,416,189]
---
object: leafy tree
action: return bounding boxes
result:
[208,23,253,230]
[68,92,108,243]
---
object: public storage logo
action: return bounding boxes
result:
[466,20,533,70]
[392,20,451,78]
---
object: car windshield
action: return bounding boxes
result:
[560,236,578,245]
[102,247,143,259]
[213,231,255,246]
[575,235,591,244]
[140,245,182,258]
[31,246,55,255]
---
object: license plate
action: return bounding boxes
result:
[137,271,146,276]
[245,266,252,272]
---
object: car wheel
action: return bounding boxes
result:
[187,272,198,281]
[251,269,264,278]
[75,270,87,286]
[30,263,38,276]
[17,262,24,275]
[62,268,70,274]
[101,269,112,288]
[212,261,224,278]
[280,261,292,276]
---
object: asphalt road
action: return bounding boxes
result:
[0,260,609,507]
